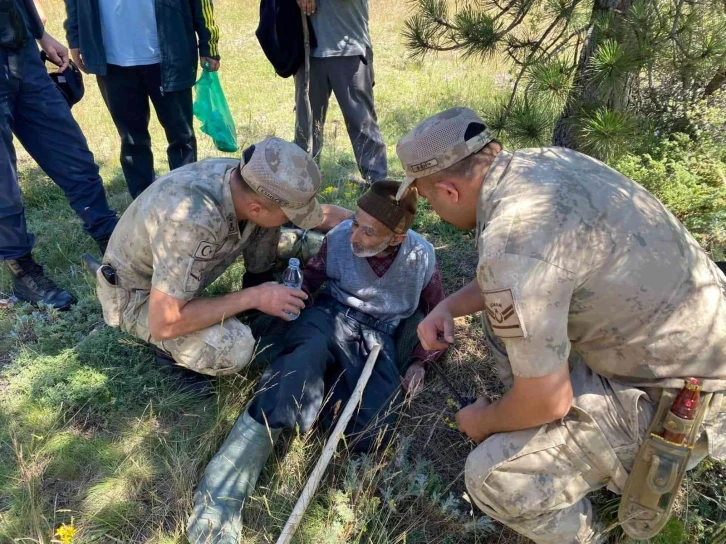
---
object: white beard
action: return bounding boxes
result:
[351,235,394,258]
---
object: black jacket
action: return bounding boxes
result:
[256,0,315,79]
[64,0,220,92]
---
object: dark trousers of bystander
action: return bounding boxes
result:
[250,296,403,452]
[0,40,118,260]
[97,63,196,199]
[294,48,387,182]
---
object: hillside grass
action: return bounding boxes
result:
[0,1,724,543]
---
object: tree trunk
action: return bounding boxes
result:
[552,0,634,148]
[704,67,726,98]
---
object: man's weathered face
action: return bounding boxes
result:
[349,208,395,257]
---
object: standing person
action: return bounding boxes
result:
[1,0,118,310]
[295,0,387,185]
[64,0,221,199]
[395,107,726,544]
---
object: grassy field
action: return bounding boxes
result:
[1,1,724,543]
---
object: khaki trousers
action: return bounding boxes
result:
[467,318,710,544]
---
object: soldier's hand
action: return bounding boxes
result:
[418,305,455,351]
[252,282,307,321]
[456,396,492,443]
[297,0,316,15]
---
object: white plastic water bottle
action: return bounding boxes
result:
[282,258,303,320]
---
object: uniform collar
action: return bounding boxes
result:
[475,150,513,247]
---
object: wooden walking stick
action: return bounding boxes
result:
[275,343,382,544]
[300,9,313,153]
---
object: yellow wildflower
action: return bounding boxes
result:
[55,521,76,544]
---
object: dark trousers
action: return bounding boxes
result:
[97,63,196,199]
[0,41,118,260]
[249,297,403,452]
[294,48,387,182]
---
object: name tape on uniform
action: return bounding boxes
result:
[482,288,526,338]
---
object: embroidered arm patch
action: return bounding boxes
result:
[483,288,526,338]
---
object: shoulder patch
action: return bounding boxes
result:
[482,288,526,338]
[194,241,218,261]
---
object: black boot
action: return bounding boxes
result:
[5,254,76,311]
[154,348,214,396]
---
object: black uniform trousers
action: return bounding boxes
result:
[249,296,403,452]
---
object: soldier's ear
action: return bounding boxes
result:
[434,180,460,203]
[247,200,264,219]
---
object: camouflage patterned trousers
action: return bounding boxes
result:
[470,318,711,544]
[101,285,256,376]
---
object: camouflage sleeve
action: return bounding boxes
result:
[242,226,281,274]
[148,219,221,301]
[478,241,576,379]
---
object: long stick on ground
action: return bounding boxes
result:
[276,343,382,544]
[300,10,313,153]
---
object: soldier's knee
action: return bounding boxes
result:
[465,439,510,518]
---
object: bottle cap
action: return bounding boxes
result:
[289,258,300,268]
[685,377,702,392]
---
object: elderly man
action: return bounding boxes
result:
[97,138,324,383]
[394,107,726,543]
[187,181,445,543]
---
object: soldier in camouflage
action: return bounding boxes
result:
[395,107,726,544]
[97,137,324,378]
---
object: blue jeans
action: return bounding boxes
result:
[0,41,118,260]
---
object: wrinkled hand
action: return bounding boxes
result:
[70,48,86,73]
[38,32,69,72]
[201,57,220,72]
[297,0,316,15]
[417,304,455,351]
[455,396,492,443]
[402,363,425,395]
[252,282,307,321]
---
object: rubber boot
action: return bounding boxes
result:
[187,410,282,544]
[6,254,76,310]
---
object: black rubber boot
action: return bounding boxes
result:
[5,254,76,310]
[154,348,214,396]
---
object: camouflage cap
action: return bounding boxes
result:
[395,107,494,200]
[241,137,323,230]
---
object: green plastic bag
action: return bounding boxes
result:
[193,68,238,152]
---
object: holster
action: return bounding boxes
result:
[618,390,713,539]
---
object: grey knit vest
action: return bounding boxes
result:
[325,220,436,326]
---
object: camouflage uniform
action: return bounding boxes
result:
[397,109,726,544]
[98,138,323,376]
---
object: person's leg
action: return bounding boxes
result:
[0,49,31,261]
[188,306,336,543]
[248,305,337,432]
[145,64,196,171]
[465,361,653,544]
[13,42,118,242]
[328,49,387,182]
[96,64,154,198]
[348,328,403,451]
[119,292,257,376]
[294,57,331,161]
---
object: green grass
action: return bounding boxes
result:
[0,1,724,543]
